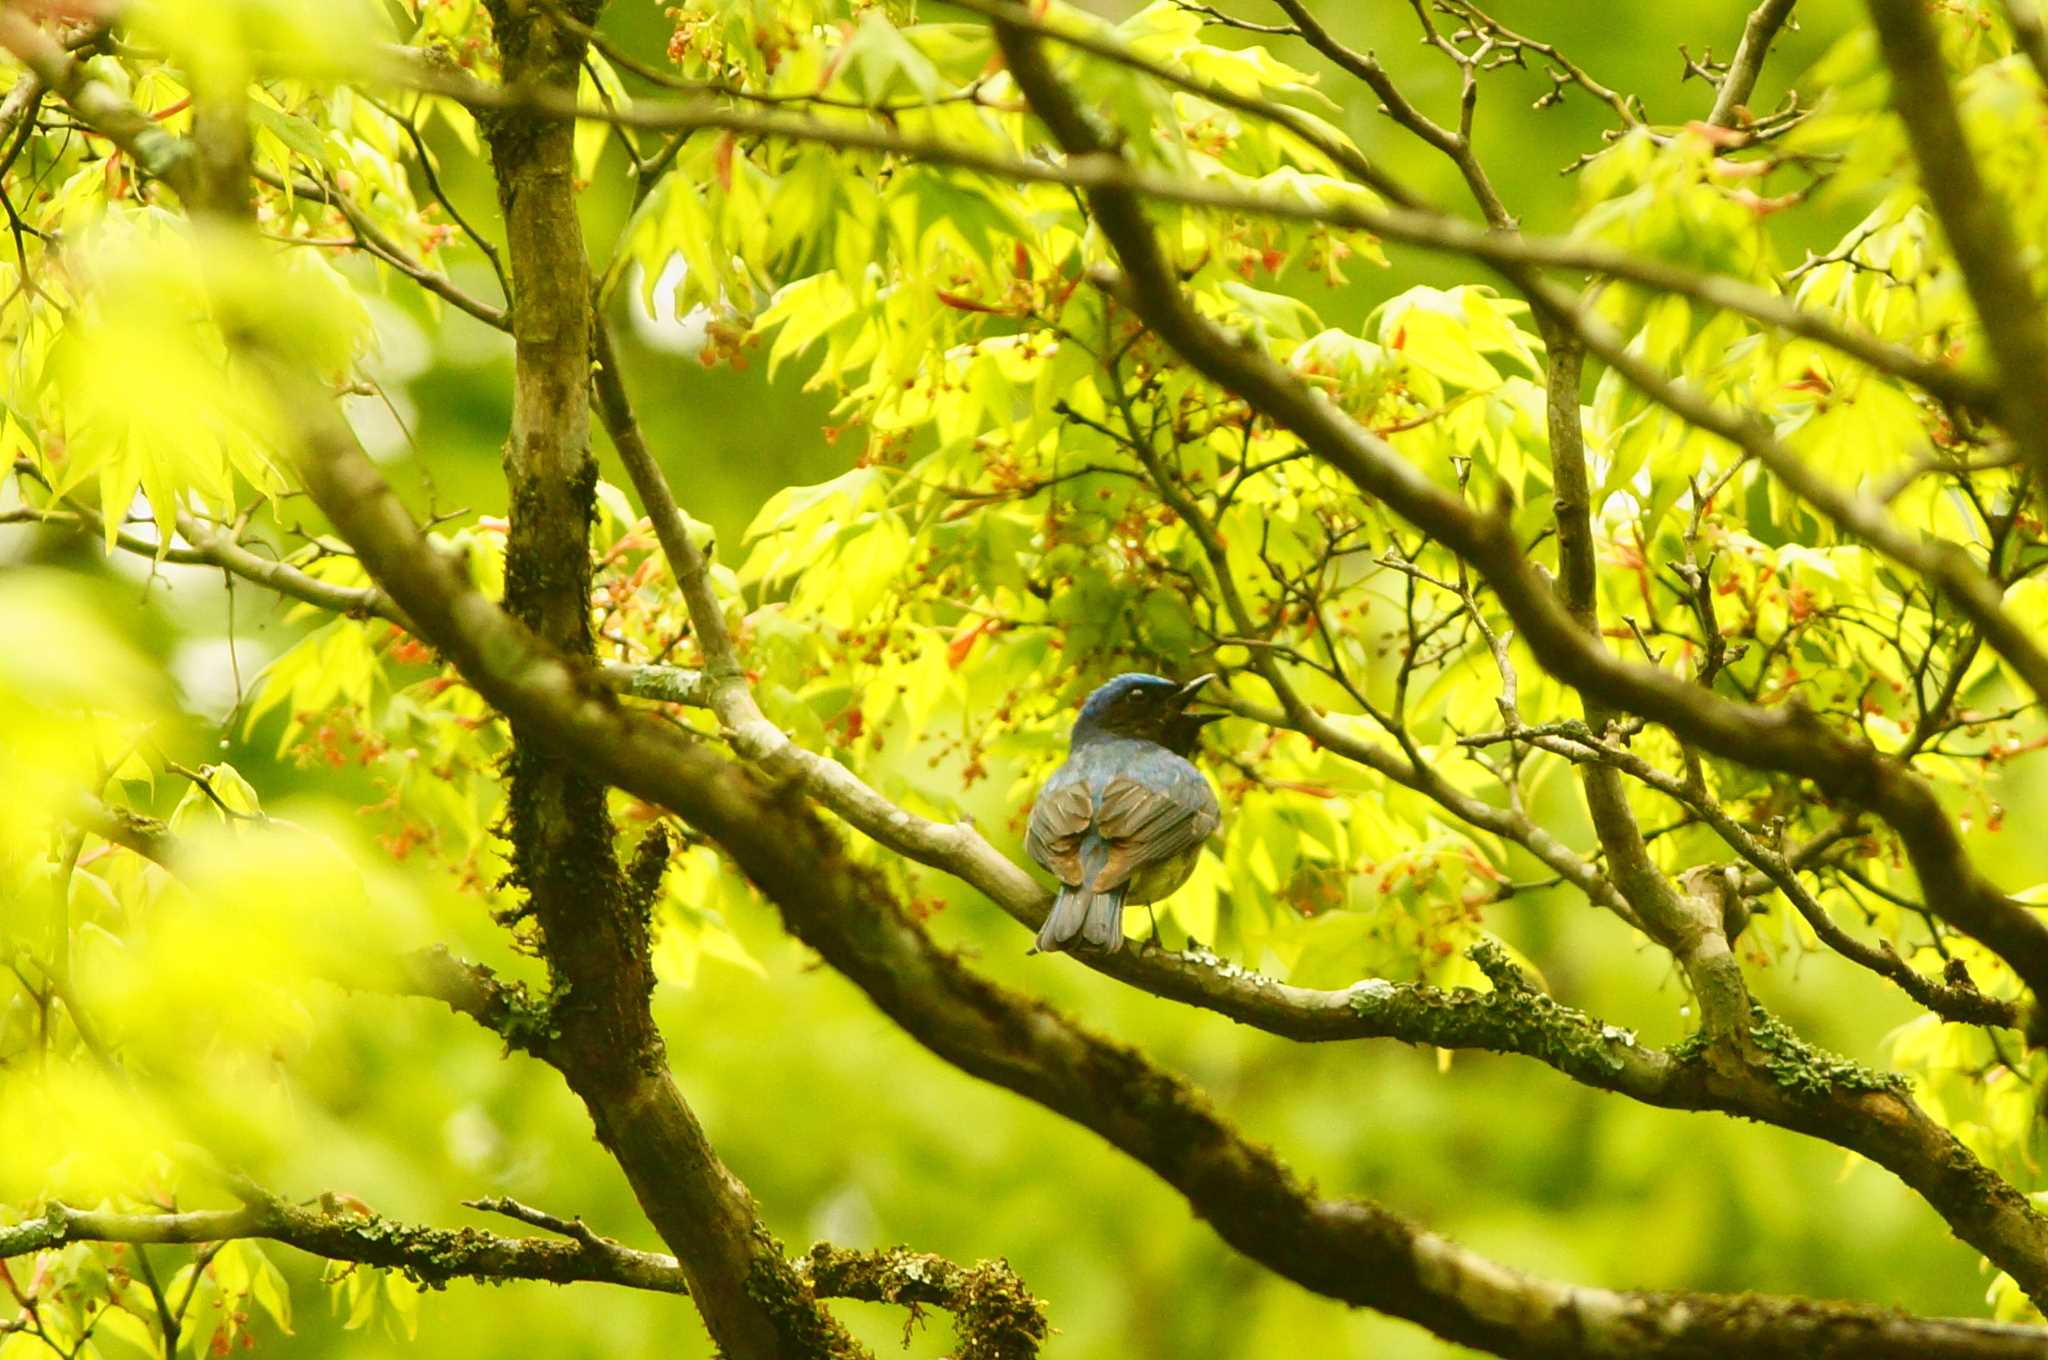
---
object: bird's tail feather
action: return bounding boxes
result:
[1037,884,1127,954]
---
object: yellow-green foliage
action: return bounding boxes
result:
[4,0,2048,1354]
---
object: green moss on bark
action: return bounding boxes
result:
[798,1243,1047,1360]
[1672,1002,1907,1097]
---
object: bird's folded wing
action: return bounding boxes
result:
[1025,776,1095,886]
[1092,768,1220,891]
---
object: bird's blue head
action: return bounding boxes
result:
[1071,672,1222,754]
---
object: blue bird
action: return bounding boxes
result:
[1027,673,1224,954]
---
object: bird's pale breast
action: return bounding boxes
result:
[1122,844,1203,905]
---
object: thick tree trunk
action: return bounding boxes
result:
[476,5,853,1355]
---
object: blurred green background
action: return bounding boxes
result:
[15,1,2024,1357]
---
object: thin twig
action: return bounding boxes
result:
[1709,0,1798,127]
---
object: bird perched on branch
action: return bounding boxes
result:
[1027,673,1223,954]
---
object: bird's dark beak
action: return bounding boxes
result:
[1174,675,1225,728]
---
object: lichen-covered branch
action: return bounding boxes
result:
[993,14,2048,1301]
[1511,292,2048,1038]
[592,279,2048,1297]
[0,1190,1048,1349]
[795,1245,1046,1360]
[1490,723,2024,1029]
[69,797,174,867]
[591,310,1648,1031]
[0,499,410,628]
[0,1195,689,1294]
[388,946,561,1059]
[287,379,2048,1356]
[473,3,853,1354]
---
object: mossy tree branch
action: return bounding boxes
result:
[281,381,2048,1357]
[23,4,2048,1351]
[1477,722,2026,1029]
[795,1244,1047,1360]
[592,275,2048,1301]
[0,1192,688,1295]
[0,1190,1043,1349]
[30,16,2048,1314]
[473,3,853,1354]
[991,10,2048,1304]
